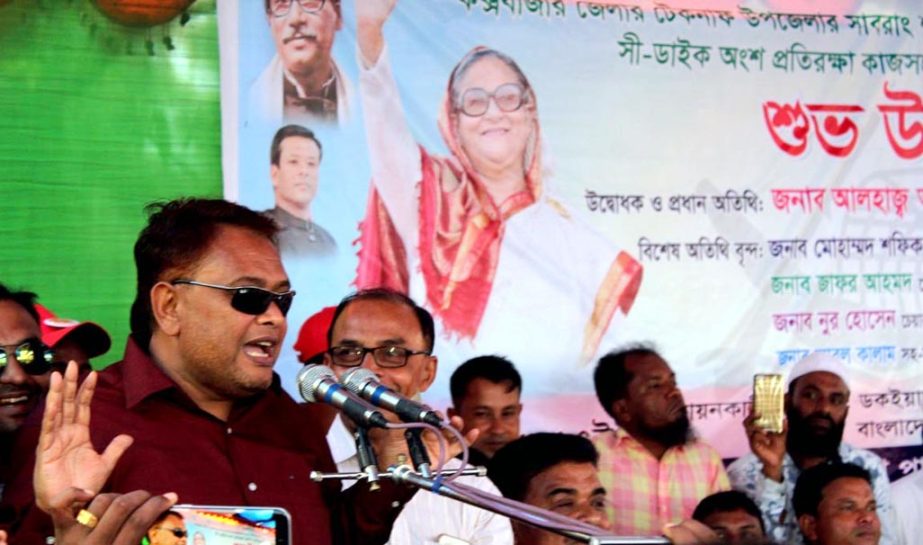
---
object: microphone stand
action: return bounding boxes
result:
[404,427,432,478]
[354,427,380,490]
[309,464,670,545]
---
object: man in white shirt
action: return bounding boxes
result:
[322,289,513,544]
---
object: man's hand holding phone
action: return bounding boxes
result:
[745,374,788,482]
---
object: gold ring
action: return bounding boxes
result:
[76,508,99,529]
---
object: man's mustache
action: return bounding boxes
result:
[284,31,318,44]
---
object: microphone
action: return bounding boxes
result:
[340,368,444,427]
[297,364,389,429]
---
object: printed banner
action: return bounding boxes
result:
[219,0,923,463]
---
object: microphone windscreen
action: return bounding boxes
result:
[340,367,377,394]
[296,363,336,403]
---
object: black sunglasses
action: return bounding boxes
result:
[154,526,187,538]
[171,280,296,316]
[0,338,54,375]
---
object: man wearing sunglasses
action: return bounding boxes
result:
[0,283,55,515]
[3,199,417,545]
[324,288,513,544]
[0,284,53,437]
[250,0,352,126]
[146,511,187,545]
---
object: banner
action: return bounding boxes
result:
[219,0,923,465]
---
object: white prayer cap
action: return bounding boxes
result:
[786,352,850,391]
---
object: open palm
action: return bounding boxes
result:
[34,362,133,512]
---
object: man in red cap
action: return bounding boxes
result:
[35,305,111,369]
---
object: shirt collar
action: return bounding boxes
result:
[268,206,310,230]
[612,426,689,454]
[326,415,357,465]
[121,336,180,410]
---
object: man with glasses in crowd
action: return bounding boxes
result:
[3,198,419,545]
[250,0,351,125]
[324,288,513,544]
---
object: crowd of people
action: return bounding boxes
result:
[0,196,914,545]
[3,0,914,543]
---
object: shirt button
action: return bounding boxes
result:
[391,501,401,509]
[248,482,258,491]
[227,427,233,434]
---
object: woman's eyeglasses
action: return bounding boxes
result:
[457,83,528,117]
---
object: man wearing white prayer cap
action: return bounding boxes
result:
[728,352,895,545]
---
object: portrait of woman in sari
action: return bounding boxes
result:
[353,0,642,390]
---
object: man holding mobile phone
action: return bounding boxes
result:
[728,353,894,545]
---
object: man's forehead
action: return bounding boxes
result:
[822,476,873,502]
[332,299,422,340]
[529,461,601,496]
[704,508,761,527]
[464,378,520,401]
[191,226,288,288]
[280,135,320,155]
[627,353,672,380]
[796,371,848,393]
[0,300,41,344]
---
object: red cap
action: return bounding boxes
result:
[35,304,112,359]
[294,306,336,364]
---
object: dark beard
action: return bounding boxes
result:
[640,411,692,449]
[786,407,845,459]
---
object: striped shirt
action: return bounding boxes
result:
[593,427,730,536]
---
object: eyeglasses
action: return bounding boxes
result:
[268,0,326,17]
[153,527,187,538]
[171,280,296,317]
[457,83,528,117]
[328,345,430,368]
[0,338,54,375]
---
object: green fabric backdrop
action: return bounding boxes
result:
[0,0,221,366]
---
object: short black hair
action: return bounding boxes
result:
[0,283,40,325]
[792,462,872,518]
[593,344,660,418]
[328,288,435,353]
[450,355,522,407]
[270,124,323,166]
[130,198,279,351]
[693,491,766,533]
[488,433,598,502]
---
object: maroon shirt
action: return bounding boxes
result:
[7,337,414,545]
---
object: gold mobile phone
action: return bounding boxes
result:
[753,373,784,434]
